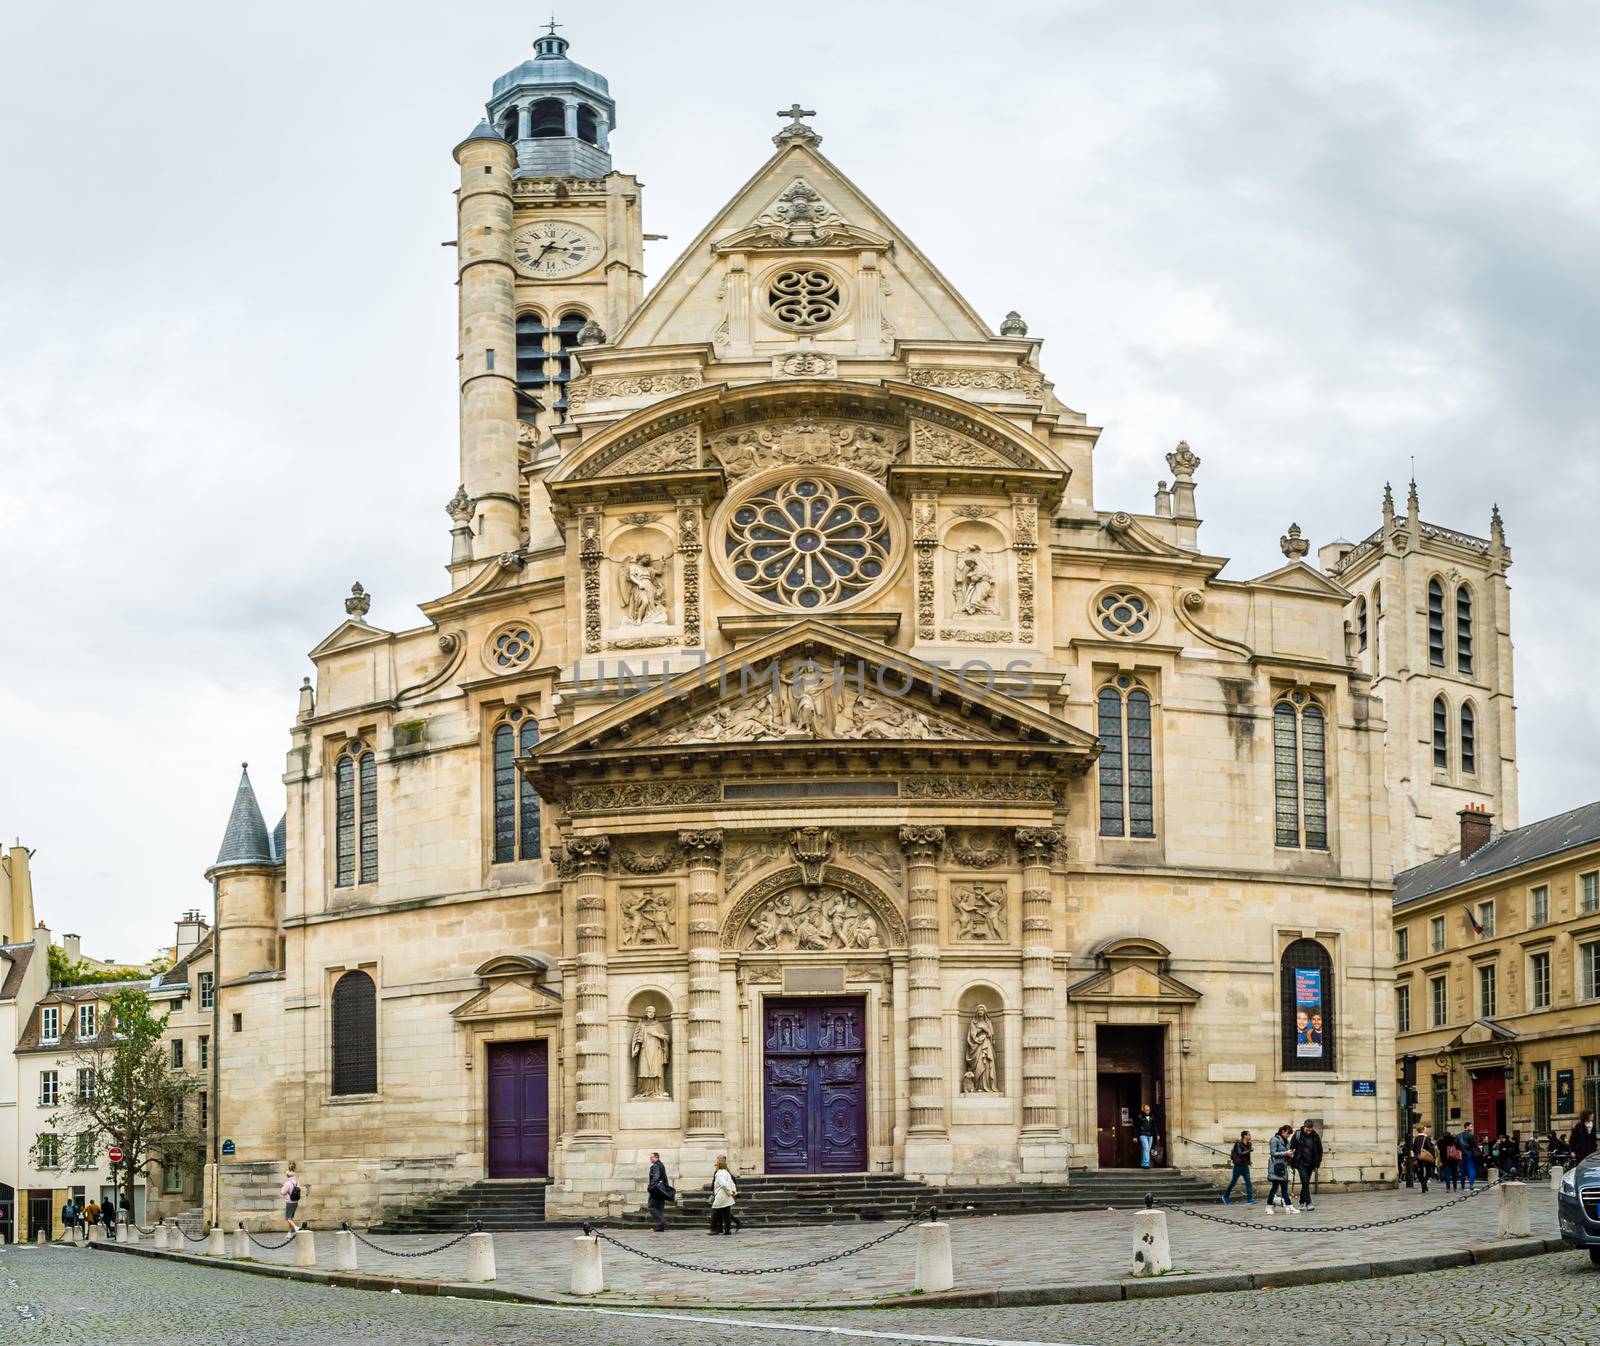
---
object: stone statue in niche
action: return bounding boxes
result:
[952,544,999,617]
[620,888,675,947]
[745,886,882,952]
[619,553,670,626]
[951,884,1005,941]
[630,1006,671,1099]
[961,1005,999,1094]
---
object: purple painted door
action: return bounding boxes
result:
[763,998,867,1173]
[487,1041,549,1178]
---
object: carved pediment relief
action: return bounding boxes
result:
[909,419,1025,469]
[721,864,908,951]
[714,181,892,254]
[709,418,906,483]
[755,177,844,232]
[577,425,703,480]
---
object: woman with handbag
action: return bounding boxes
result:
[708,1155,739,1235]
[1411,1123,1438,1194]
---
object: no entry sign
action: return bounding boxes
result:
[108,1146,123,1164]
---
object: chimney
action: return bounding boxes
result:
[175,909,208,961]
[62,932,81,963]
[1459,804,1493,860]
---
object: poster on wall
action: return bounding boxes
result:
[1557,1069,1575,1116]
[1294,969,1325,1059]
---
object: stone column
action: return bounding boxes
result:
[1015,828,1062,1147]
[679,829,725,1140]
[899,826,948,1174]
[568,835,612,1138]
[516,103,531,141]
[563,98,579,139]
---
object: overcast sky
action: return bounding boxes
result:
[1,1,1595,962]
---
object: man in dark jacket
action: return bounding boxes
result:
[1570,1111,1597,1166]
[1135,1103,1158,1169]
[1222,1130,1255,1204]
[1290,1120,1323,1210]
[645,1152,672,1232]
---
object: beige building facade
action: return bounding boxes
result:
[203,33,1519,1226]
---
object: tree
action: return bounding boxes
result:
[46,943,143,987]
[33,988,204,1216]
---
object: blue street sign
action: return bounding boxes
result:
[1352,1080,1377,1097]
[221,1139,236,1156]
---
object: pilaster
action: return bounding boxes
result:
[899,825,949,1176]
[568,835,612,1138]
[680,829,725,1139]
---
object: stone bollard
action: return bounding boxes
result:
[123,1221,139,1247]
[1550,1166,1565,1194]
[294,1228,317,1268]
[332,1229,358,1271]
[87,1223,102,1244]
[1497,1181,1530,1239]
[1131,1207,1173,1276]
[156,1225,175,1251]
[913,1219,953,1293]
[463,1230,495,1283]
[230,1228,250,1258]
[571,1233,603,1295]
[36,1229,45,1246]
[206,1227,227,1256]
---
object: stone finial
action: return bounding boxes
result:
[999,311,1029,337]
[773,103,821,148]
[297,676,315,723]
[576,318,607,347]
[1279,523,1310,560]
[1382,481,1395,524]
[1154,480,1173,518]
[345,582,371,619]
[1406,477,1420,517]
[1166,440,1200,479]
[1490,503,1506,548]
[446,485,474,526]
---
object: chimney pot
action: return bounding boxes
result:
[1458,805,1494,860]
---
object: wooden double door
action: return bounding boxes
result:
[486,1040,549,1179]
[763,998,869,1174]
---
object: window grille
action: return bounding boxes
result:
[515,310,551,422]
[1433,696,1448,769]
[1280,938,1335,1072]
[1456,585,1473,675]
[1460,703,1476,773]
[331,970,378,1096]
[1428,578,1446,667]
[766,267,843,329]
[1356,596,1368,651]
[1533,1062,1551,1134]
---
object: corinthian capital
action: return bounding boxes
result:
[677,829,724,861]
[561,834,611,876]
[898,825,946,864]
[1014,827,1062,865]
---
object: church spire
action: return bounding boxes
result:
[213,764,274,868]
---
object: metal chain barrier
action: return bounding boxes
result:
[241,1225,298,1250]
[1160,1175,1504,1234]
[173,1222,211,1244]
[339,1220,483,1258]
[580,1209,925,1275]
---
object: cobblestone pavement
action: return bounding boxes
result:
[2,1238,1596,1345]
[203,1185,1556,1306]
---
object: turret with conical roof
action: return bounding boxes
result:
[213,764,274,868]
[483,22,615,179]
[206,764,283,980]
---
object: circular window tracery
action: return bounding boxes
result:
[723,473,893,611]
[766,267,843,330]
[486,622,538,670]
[1096,589,1154,638]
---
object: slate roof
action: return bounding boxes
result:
[0,941,35,999]
[1393,800,1600,908]
[151,930,213,992]
[214,764,275,867]
[271,813,286,864]
[15,978,148,1051]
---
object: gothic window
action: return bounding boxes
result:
[515,311,551,423]
[1095,589,1153,638]
[492,709,543,863]
[334,740,377,888]
[724,474,891,610]
[1460,702,1477,774]
[575,103,599,145]
[550,310,586,415]
[529,98,564,137]
[1456,584,1474,675]
[330,970,377,1096]
[1355,595,1368,652]
[1427,578,1446,668]
[1281,938,1335,1072]
[1433,695,1449,770]
[1273,692,1328,850]
[1096,677,1155,839]
[1372,583,1382,668]
[765,267,843,330]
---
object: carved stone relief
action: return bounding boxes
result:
[948,829,1010,868]
[619,887,676,947]
[709,418,905,482]
[722,864,908,950]
[578,507,603,654]
[908,367,1044,399]
[839,833,902,883]
[773,351,837,379]
[741,886,884,952]
[615,842,678,875]
[590,425,702,478]
[910,420,1016,468]
[950,883,1006,941]
[568,781,721,811]
[951,545,1000,617]
[567,372,703,416]
[725,836,784,892]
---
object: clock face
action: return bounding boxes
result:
[511,221,604,278]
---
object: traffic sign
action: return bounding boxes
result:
[108,1146,123,1164]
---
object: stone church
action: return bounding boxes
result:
[203,31,1517,1224]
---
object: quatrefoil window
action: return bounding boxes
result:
[1097,589,1154,638]
[765,267,843,330]
[725,475,892,611]
[488,624,536,669]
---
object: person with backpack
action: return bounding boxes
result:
[1266,1124,1297,1211]
[1440,1132,1463,1190]
[1410,1123,1438,1194]
[281,1164,302,1232]
[60,1198,78,1242]
[1290,1119,1323,1211]
[1222,1130,1255,1205]
[645,1151,674,1233]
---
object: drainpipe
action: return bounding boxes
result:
[209,874,221,1229]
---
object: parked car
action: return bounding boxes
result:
[1557,1152,1600,1264]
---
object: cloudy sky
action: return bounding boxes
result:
[1,1,1595,961]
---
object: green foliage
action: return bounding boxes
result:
[46,943,142,987]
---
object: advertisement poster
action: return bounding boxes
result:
[1557,1069,1575,1116]
[1294,969,1324,1059]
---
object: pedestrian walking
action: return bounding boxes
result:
[101,1201,116,1240]
[1135,1102,1157,1169]
[1266,1124,1297,1211]
[59,1198,78,1242]
[1440,1132,1462,1191]
[1493,1134,1516,1181]
[1222,1130,1255,1205]
[1570,1110,1597,1166]
[281,1164,301,1232]
[708,1155,738,1235]
[1290,1119,1323,1210]
[645,1151,674,1233]
[83,1199,100,1231]
[1411,1123,1438,1194]
[1455,1125,1477,1189]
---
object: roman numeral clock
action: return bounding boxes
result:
[511,221,605,278]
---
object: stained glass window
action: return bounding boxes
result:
[358,750,378,885]
[335,742,377,888]
[518,721,542,859]
[491,711,543,863]
[1275,694,1328,850]
[1097,678,1155,838]
[725,475,891,610]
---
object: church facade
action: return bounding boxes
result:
[204,32,1517,1225]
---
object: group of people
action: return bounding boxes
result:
[646,1151,744,1235]
[1220,1120,1325,1212]
[1408,1110,1595,1194]
[58,1195,125,1240]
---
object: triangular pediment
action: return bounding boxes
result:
[451,973,560,1023]
[308,618,392,658]
[613,140,991,351]
[1450,1017,1517,1048]
[1066,963,1202,1004]
[1249,560,1352,600]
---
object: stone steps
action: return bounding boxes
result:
[369,1180,548,1234]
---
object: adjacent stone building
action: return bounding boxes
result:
[203,31,1519,1225]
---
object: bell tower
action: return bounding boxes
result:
[451,25,644,573]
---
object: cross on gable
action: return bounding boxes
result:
[543,14,563,37]
[777,103,816,127]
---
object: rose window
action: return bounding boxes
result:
[725,476,891,610]
[1097,590,1153,637]
[766,268,842,330]
[489,625,535,668]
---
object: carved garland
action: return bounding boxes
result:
[913,493,938,641]
[907,367,1044,399]
[1012,495,1039,644]
[676,496,703,647]
[578,507,604,654]
[720,864,908,951]
[567,372,703,415]
[568,781,721,812]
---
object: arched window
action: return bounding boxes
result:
[492,709,543,863]
[1460,702,1477,774]
[529,98,565,137]
[334,740,377,888]
[1427,578,1446,668]
[1433,695,1449,770]
[1456,584,1474,675]
[515,310,550,424]
[550,310,586,415]
[330,970,377,1096]
[1372,583,1382,670]
[1096,677,1155,839]
[499,108,519,142]
[1355,596,1368,652]
[1273,692,1327,850]
[1281,939,1335,1072]
[575,104,599,145]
